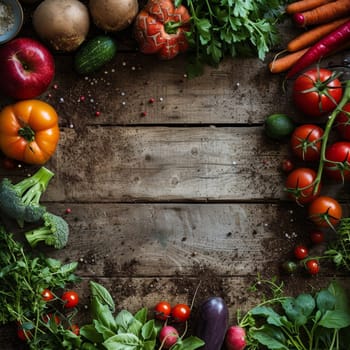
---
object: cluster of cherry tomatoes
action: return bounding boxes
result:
[154,301,191,323]
[269,66,350,275]
[17,289,80,342]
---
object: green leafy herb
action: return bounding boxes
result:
[80,281,204,350]
[325,217,350,271]
[239,279,350,350]
[0,225,79,325]
[175,0,289,77]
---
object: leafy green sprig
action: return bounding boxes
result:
[175,0,289,77]
[79,281,204,350]
[238,278,350,350]
[0,225,79,326]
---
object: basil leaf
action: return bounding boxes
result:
[319,310,350,329]
[89,281,115,312]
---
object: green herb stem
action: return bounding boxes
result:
[314,79,350,194]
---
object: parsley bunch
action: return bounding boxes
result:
[0,225,79,325]
[176,0,289,77]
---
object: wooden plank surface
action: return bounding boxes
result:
[1,7,350,348]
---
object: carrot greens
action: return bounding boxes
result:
[175,0,289,77]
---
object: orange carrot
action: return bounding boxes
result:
[269,48,309,73]
[287,16,350,51]
[286,0,334,15]
[293,0,350,27]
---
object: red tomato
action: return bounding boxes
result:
[308,196,342,228]
[42,313,60,325]
[335,102,350,140]
[70,324,80,336]
[294,245,309,260]
[293,68,343,117]
[281,159,294,173]
[306,259,320,275]
[17,328,32,342]
[61,290,79,309]
[285,168,321,204]
[154,301,172,320]
[171,303,191,323]
[310,230,325,245]
[290,124,324,161]
[324,142,350,181]
[41,289,54,302]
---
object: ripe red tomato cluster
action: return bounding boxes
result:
[282,229,325,276]
[154,301,191,323]
[17,289,81,342]
[277,67,350,276]
[284,67,346,229]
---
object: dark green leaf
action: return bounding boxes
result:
[141,320,156,341]
[91,297,117,331]
[250,306,285,327]
[80,324,104,343]
[134,307,148,324]
[115,309,134,331]
[89,281,115,312]
[103,333,140,350]
[319,310,350,329]
[328,282,349,311]
[251,325,289,349]
[316,290,336,313]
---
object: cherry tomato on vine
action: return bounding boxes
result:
[285,168,321,204]
[281,159,294,173]
[292,68,343,117]
[290,124,323,162]
[17,328,32,342]
[308,196,342,228]
[42,313,61,325]
[61,290,79,309]
[294,245,309,260]
[70,324,80,336]
[154,301,172,320]
[324,142,350,181]
[310,230,325,245]
[306,259,320,275]
[335,102,350,140]
[41,289,54,302]
[171,303,191,323]
[282,261,298,274]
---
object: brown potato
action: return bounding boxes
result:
[89,0,138,32]
[32,0,90,52]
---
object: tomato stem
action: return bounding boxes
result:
[18,126,35,142]
[313,79,350,194]
[164,21,184,34]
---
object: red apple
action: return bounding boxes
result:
[0,37,55,99]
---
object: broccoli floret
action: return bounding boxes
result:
[0,167,54,227]
[25,212,69,249]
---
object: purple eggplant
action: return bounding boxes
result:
[195,296,229,350]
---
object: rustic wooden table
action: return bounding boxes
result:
[0,4,349,349]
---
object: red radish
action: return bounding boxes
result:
[225,326,246,350]
[286,19,350,78]
[159,325,179,349]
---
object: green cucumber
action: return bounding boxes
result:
[74,36,117,75]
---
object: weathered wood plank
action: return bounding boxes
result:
[38,126,290,202]
[30,126,346,203]
[47,54,293,126]
[25,202,335,278]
